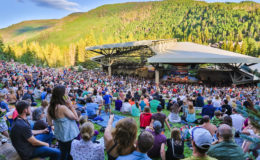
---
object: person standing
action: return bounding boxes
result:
[47,85,79,160]
[103,92,112,114]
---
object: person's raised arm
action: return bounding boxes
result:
[27,136,49,147]
[63,105,78,121]
[104,114,114,147]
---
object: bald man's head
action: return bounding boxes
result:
[218,124,233,141]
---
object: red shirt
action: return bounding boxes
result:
[140,113,152,128]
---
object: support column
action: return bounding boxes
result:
[101,64,104,72]
[108,65,112,77]
[155,69,159,86]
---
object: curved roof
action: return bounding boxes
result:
[148,42,260,64]
[85,40,154,50]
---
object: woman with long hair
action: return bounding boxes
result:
[186,104,196,123]
[47,85,79,160]
[105,115,137,160]
[162,128,184,160]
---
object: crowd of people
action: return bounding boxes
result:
[0,61,259,160]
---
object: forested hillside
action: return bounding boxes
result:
[0,0,259,67]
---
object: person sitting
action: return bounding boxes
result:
[33,86,42,100]
[32,108,53,145]
[139,96,147,111]
[131,101,141,117]
[184,127,215,160]
[186,104,196,123]
[150,105,171,131]
[230,108,245,133]
[146,120,167,159]
[10,100,60,160]
[161,128,184,160]
[207,124,246,160]
[70,122,104,160]
[221,99,232,116]
[150,98,161,113]
[105,116,137,160]
[115,97,122,112]
[167,100,174,111]
[140,107,152,129]
[167,103,181,123]
[0,93,9,112]
[202,100,215,119]
[200,116,217,136]
[22,89,37,106]
[85,97,98,119]
[195,93,204,107]
[7,89,17,104]
[0,107,9,138]
[211,110,223,127]
[117,131,154,160]
[121,98,131,114]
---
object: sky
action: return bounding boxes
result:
[0,0,259,29]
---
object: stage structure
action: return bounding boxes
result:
[86,40,260,85]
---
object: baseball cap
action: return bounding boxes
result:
[190,127,213,150]
[153,120,162,134]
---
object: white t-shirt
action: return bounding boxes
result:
[230,114,245,132]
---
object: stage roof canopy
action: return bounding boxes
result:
[86,40,260,64]
[148,42,260,64]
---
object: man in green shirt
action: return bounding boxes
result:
[207,124,246,160]
[184,127,216,160]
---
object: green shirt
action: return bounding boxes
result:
[184,155,217,160]
[150,99,160,113]
[211,116,222,127]
[207,140,246,160]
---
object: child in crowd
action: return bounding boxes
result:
[211,110,223,127]
[140,107,152,129]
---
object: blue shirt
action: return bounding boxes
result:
[202,104,216,119]
[86,103,99,116]
[0,101,9,112]
[116,151,151,160]
[103,95,112,104]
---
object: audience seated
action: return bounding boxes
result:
[202,100,215,119]
[121,98,131,114]
[150,105,171,131]
[207,124,246,160]
[85,97,98,119]
[131,101,141,117]
[211,110,223,127]
[162,128,184,160]
[104,115,137,160]
[116,131,154,160]
[167,103,181,123]
[140,107,152,129]
[10,101,60,160]
[150,98,161,113]
[186,104,196,123]
[221,100,232,116]
[146,120,167,159]
[200,115,217,136]
[71,122,104,160]
[32,108,53,145]
[184,127,215,160]
[115,97,122,112]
